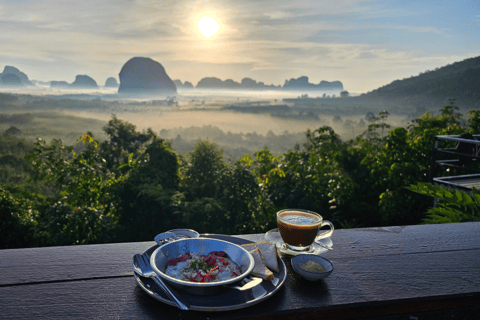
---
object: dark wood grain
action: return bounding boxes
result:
[1,222,479,319]
[0,277,180,320]
[2,222,478,286]
[0,241,153,286]
[324,222,480,258]
[1,249,478,319]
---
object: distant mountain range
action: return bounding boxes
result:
[0,62,343,93]
[174,76,343,91]
[1,55,479,108]
[360,55,480,110]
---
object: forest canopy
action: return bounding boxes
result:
[1,103,479,249]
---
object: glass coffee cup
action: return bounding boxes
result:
[277,209,334,251]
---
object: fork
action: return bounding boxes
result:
[133,253,190,310]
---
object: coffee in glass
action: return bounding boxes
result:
[277,209,334,251]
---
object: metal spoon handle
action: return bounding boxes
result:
[314,241,333,251]
[133,254,189,310]
[151,276,190,310]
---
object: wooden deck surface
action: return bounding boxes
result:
[1,222,479,319]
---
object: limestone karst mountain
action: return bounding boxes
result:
[105,77,118,87]
[70,75,99,89]
[1,73,23,87]
[50,81,70,88]
[118,57,177,96]
[191,76,341,90]
[173,79,194,90]
[283,76,343,90]
[0,66,32,86]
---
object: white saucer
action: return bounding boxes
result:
[265,228,333,256]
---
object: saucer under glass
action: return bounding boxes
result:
[265,228,333,256]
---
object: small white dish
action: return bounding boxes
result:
[265,228,333,256]
[291,255,333,281]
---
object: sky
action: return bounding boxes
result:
[0,0,479,93]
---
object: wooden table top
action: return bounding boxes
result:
[1,222,479,319]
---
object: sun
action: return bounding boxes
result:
[198,17,219,37]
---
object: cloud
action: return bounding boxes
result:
[356,51,377,59]
[264,11,291,20]
[391,25,450,36]
[0,0,478,93]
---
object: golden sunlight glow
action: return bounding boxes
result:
[198,17,219,37]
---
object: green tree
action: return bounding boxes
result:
[182,139,225,199]
[39,202,116,246]
[100,114,156,171]
[4,126,22,136]
[0,134,34,188]
[27,136,116,209]
[439,99,462,126]
[0,186,39,248]
[377,110,391,138]
[360,104,466,226]
[113,138,181,241]
[26,135,118,245]
[467,109,480,133]
[253,127,347,224]
[216,160,276,234]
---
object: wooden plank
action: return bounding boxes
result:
[323,221,480,258]
[0,241,154,286]
[0,277,180,320]
[247,299,480,320]
[1,249,479,320]
[205,223,480,259]
[1,222,479,286]
[168,249,480,320]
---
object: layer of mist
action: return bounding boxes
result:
[1,88,412,159]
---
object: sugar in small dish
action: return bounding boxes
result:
[291,254,333,281]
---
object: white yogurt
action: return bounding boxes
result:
[164,252,242,282]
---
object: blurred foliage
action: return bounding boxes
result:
[0,186,39,248]
[1,101,480,248]
[408,183,480,223]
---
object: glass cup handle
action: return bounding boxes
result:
[316,220,334,240]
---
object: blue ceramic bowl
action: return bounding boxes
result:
[291,254,333,281]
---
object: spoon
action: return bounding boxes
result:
[314,241,333,251]
[133,253,190,310]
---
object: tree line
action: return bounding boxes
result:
[1,102,480,249]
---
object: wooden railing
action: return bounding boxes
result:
[1,222,479,319]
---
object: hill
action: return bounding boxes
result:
[360,56,480,110]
